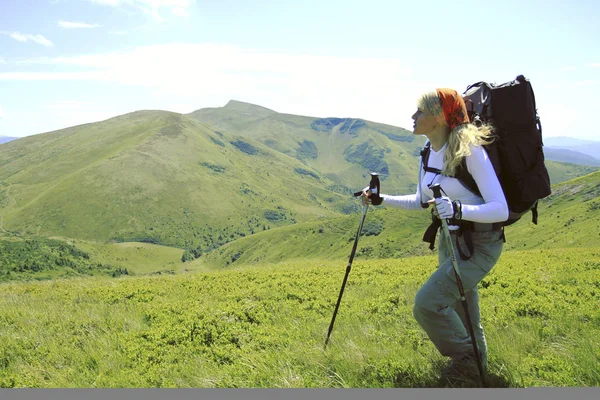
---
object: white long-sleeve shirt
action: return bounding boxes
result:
[381,141,509,226]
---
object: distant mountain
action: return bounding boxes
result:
[544,136,600,160]
[543,147,600,167]
[0,137,18,144]
[544,136,597,147]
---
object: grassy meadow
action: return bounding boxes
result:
[0,247,598,388]
[1,103,599,388]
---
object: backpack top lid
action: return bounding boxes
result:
[462,75,539,132]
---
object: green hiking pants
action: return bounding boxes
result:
[412,228,504,368]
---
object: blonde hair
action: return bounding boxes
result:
[444,123,495,176]
[417,92,496,176]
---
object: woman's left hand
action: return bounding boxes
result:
[427,196,454,219]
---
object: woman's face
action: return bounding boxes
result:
[412,108,438,135]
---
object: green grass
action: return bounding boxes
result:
[0,235,191,282]
[0,247,598,388]
[73,240,186,275]
[200,207,431,269]
[0,236,131,281]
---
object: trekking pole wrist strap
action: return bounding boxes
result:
[452,200,462,220]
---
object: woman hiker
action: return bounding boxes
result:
[361,88,509,380]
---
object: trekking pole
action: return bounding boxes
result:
[324,173,382,348]
[429,183,487,386]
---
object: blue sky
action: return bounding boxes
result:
[0,0,599,139]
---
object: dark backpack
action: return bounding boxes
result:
[421,75,552,227]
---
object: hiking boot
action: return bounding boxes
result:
[441,353,485,382]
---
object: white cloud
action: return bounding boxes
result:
[0,43,416,126]
[587,63,600,68]
[58,20,101,29]
[0,105,4,119]
[88,0,194,21]
[560,66,576,71]
[0,57,6,64]
[45,101,95,110]
[1,31,53,47]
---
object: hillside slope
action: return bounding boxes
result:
[189,100,426,195]
[501,169,600,250]
[199,170,600,268]
[189,101,598,191]
[0,111,353,250]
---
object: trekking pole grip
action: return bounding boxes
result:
[430,183,443,199]
[352,172,383,205]
[369,172,382,205]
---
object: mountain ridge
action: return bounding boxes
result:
[1,101,596,255]
[544,147,600,167]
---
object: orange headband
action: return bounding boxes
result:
[436,88,470,131]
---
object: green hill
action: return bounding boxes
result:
[3,168,596,281]
[199,207,429,269]
[0,111,356,251]
[188,100,427,194]
[0,101,596,261]
[544,160,599,184]
[199,170,600,268]
[501,169,600,250]
[188,101,598,190]
[0,236,129,282]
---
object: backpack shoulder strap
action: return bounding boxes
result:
[454,155,481,198]
[422,141,478,195]
[420,141,442,174]
[419,141,433,208]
